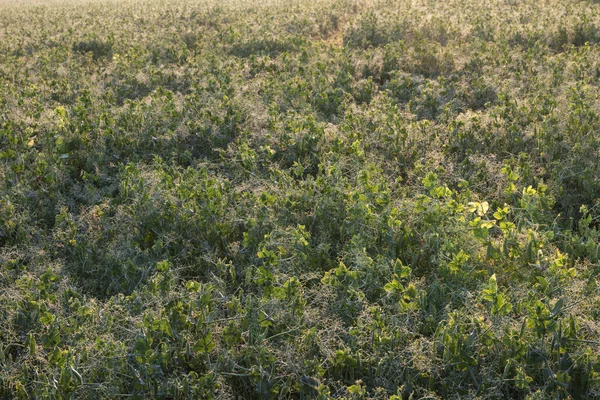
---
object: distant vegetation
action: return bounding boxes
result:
[2,0,600,398]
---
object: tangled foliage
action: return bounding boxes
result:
[2,0,600,398]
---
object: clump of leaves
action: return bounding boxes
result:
[73,34,114,61]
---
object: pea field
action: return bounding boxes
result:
[2,0,600,398]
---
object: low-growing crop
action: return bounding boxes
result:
[2,0,600,398]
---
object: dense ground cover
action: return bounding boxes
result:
[2,0,600,397]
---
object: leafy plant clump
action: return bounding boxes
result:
[2,0,600,398]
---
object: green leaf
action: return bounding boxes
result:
[422,172,437,189]
[482,274,498,302]
[467,202,478,213]
[467,201,489,216]
[40,311,55,325]
[551,299,564,319]
[160,318,173,338]
[256,266,274,285]
[186,281,201,292]
[384,278,404,293]
[393,259,411,278]
[193,332,215,354]
[27,333,36,355]
[448,250,469,273]
[156,260,170,272]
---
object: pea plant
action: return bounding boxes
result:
[2,0,600,398]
